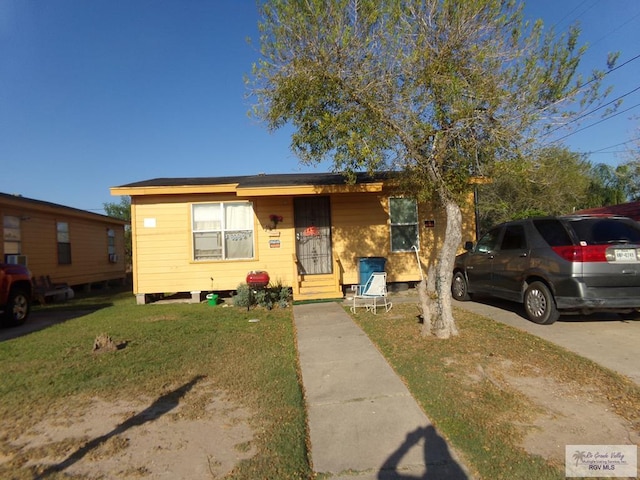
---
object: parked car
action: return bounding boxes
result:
[0,263,32,327]
[451,215,640,324]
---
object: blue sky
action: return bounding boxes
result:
[1,1,639,214]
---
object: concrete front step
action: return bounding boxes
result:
[294,273,343,301]
[294,290,344,301]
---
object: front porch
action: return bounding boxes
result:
[291,254,344,301]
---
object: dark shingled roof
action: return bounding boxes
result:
[0,191,127,223]
[116,171,393,189]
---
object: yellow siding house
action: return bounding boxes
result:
[1,192,128,291]
[110,172,476,304]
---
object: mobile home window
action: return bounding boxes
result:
[389,198,419,252]
[107,228,117,263]
[107,229,116,255]
[192,202,254,260]
[57,221,72,264]
[3,215,21,255]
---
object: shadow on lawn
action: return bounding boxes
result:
[0,304,113,342]
[37,375,205,479]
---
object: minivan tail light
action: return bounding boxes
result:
[551,245,608,262]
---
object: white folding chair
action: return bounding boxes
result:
[350,272,392,314]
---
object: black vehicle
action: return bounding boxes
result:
[452,215,640,324]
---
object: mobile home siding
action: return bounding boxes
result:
[32,215,125,285]
[1,194,127,287]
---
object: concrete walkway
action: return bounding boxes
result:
[293,302,470,480]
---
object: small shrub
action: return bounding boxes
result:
[233,284,252,308]
[278,286,291,308]
[232,283,291,309]
[254,289,272,309]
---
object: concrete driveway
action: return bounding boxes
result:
[453,298,640,385]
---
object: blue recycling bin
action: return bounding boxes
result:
[358,257,387,285]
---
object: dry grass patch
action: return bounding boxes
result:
[0,291,310,479]
[350,303,640,479]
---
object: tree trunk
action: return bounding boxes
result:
[426,263,436,296]
[418,280,432,336]
[432,199,462,338]
[419,264,438,336]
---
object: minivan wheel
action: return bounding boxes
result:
[451,272,471,301]
[524,281,559,325]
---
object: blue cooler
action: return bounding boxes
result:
[358,257,387,285]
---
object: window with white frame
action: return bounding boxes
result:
[192,202,254,260]
[389,197,419,252]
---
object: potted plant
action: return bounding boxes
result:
[269,214,283,229]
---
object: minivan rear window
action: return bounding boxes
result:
[568,218,640,245]
[533,219,572,246]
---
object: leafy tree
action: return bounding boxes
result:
[250,0,612,338]
[616,125,640,201]
[613,161,640,201]
[103,196,132,268]
[581,159,640,208]
[104,196,131,221]
[477,146,591,232]
[581,127,640,208]
[583,163,626,208]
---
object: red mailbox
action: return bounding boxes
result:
[246,271,270,288]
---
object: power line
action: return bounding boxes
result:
[534,51,640,132]
[587,150,630,154]
[586,136,640,154]
[603,52,640,75]
[543,84,640,137]
[574,52,640,94]
[588,10,640,49]
[537,52,640,144]
[550,0,596,32]
[550,102,640,144]
[523,4,640,155]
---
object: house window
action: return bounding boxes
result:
[3,215,21,255]
[107,228,117,262]
[192,202,254,260]
[57,221,72,264]
[389,197,419,252]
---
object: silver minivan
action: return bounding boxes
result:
[452,215,640,324]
